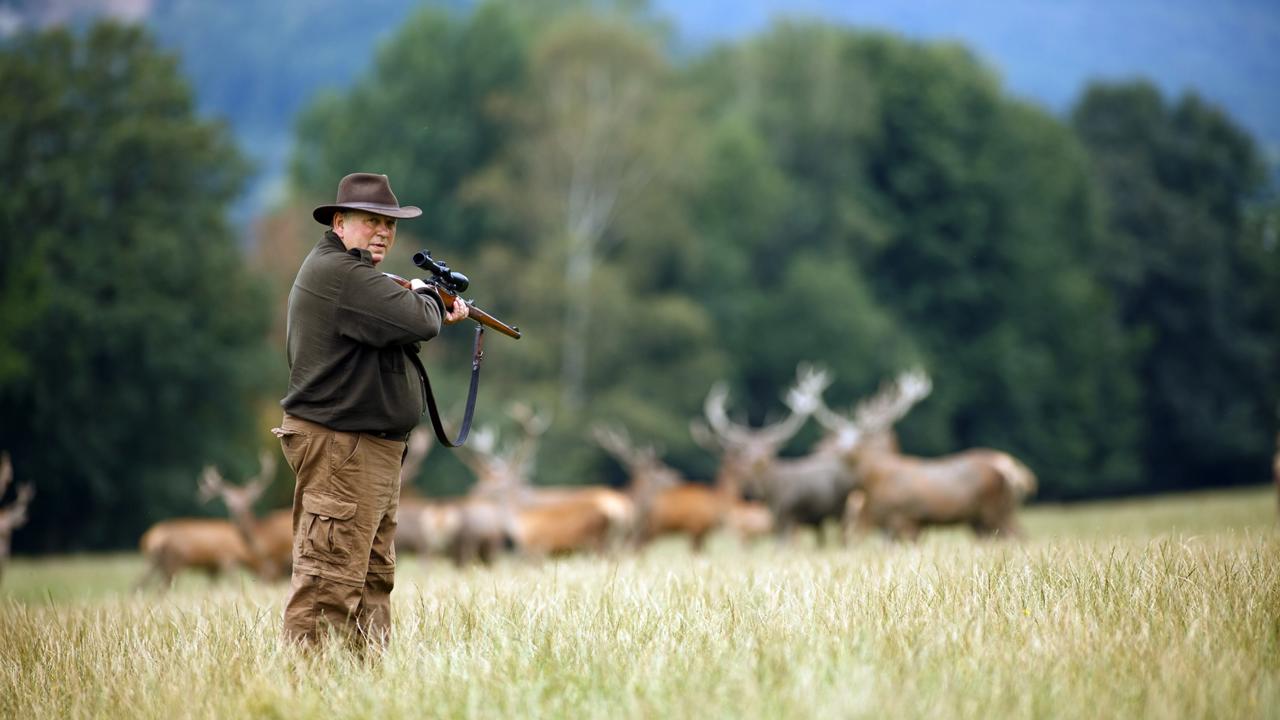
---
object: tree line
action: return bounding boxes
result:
[2,2,1276,551]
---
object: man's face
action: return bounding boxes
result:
[333,210,397,265]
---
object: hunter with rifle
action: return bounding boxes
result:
[272,172,516,652]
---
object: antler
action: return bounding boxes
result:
[246,451,276,499]
[197,465,226,504]
[592,424,661,469]
[0,452,11,497]
[0,453,33,533]
[853,368,932,435]
[508,402,551,479]
[754,363,831,446]
[702,363,832,449]
[702,382,748,445]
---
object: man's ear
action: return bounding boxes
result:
[331,211,345,238]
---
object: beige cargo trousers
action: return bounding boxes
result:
[273,414,404,649]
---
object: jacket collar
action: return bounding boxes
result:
[323,230,373,264]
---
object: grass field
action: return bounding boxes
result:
[2,487,1277,719]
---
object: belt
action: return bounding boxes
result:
[363,430,410,442]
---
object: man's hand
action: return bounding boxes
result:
[409,278,469,325]
[443,299,470,325]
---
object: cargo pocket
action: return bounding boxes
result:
[300,493,358,562]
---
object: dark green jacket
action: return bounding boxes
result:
[280,231,443,434]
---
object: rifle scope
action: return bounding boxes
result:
[412,250,469,293]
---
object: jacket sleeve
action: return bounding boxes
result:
[335,261,443,348]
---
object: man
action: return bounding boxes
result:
[273,172,468,650]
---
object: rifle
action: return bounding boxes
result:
[382,249,521,339]
[381,249,521,449]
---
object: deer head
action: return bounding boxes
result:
[0,452,34,537]
[507,402,551,480]
[814,369,932,457]
[458,425,524,500]
[698,364,832,480]
[197,451,276,523]
[592,424,682,499]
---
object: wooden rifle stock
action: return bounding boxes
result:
[383,272,522,340]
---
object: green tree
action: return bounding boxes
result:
[289,2,527,257]
[1072,81,1280,491]
[687,25,1143,495]
[0,23,273,551]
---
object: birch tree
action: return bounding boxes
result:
[477,14,694,412]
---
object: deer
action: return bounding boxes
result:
[393,432,467,561]
[455,419,616,562]
[197,451,293,581]
[462,404,634,552]
[138,507,255,590]
[0,452,35,583]
[694,364,853,546]
[593,423,772,552]
[813,369,1037,542]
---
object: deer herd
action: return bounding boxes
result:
[0,375,1270,590]
[112,365,1048,589]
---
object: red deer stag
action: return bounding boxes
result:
[138,489,256,589]
[593,424,763,552]
[197,452,293,581]
[0,452,35,583]
[695,365,851,545]
[393,433,467,562]
[814,370,1037,542]
[457,419,616,562]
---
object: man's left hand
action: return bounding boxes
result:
[443,299,470,325]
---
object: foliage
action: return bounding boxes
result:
[684,26,1144,494]
[0,23,274,551]
[1072,81,1280,491]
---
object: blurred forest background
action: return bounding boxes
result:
[1,0,1277,552]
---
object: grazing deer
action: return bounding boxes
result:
[694,365,851,545]
[0,452,35,583]
[138,514,256,590]
[457,420,616,562]
[814,370,1037,542]
[593,424,770,552]
[393,432,463,560]
[471,404,633,549]
[197,452,293,581]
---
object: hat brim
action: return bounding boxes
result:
[313,202,423,225]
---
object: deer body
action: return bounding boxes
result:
[848,445,1033,540]
[137,518,258,588]
[693,365,843,545]
[198,455,293,581]
[507,497,611,557]
[750,451,856,543]
[727,500,774,542]
[814,370,1036,542]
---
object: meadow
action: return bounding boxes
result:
[1,486,1277,719]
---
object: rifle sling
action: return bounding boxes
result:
[403,325,486,447]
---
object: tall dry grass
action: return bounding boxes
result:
[2,487,1277,719]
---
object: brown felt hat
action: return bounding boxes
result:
[312,172,423,225]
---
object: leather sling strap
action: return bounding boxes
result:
[403,325,485,447]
